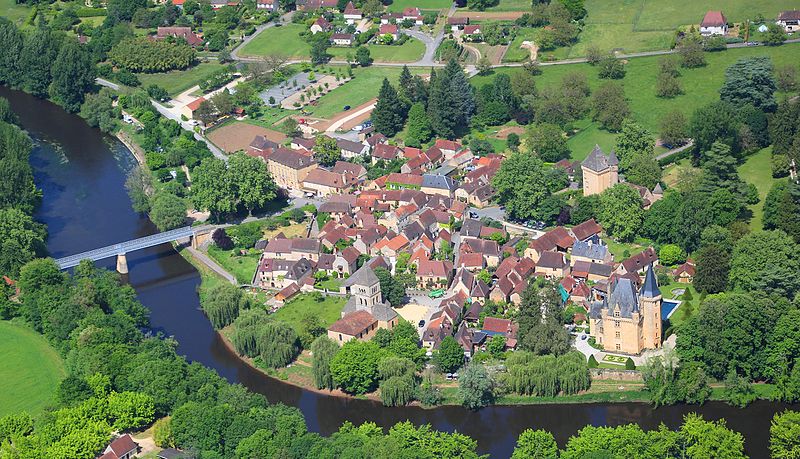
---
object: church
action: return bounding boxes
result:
[588,264,662,355]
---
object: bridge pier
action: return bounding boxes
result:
[116,253,128,274]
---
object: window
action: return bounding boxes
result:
[613,310,620,318]
[338,334,342,341]
[615,332,621,339]
[614,321,620,328]
[615,343,621,351]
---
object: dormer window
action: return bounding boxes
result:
[613,310,620,318]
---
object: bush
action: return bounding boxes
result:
[625,358,636,370]
[115,69,140,87]
[213,228,234,250]
[588,355,598,368]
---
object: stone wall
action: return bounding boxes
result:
[590,368,643,382]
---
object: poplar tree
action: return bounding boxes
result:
[49,39,96,112]
[20,26,61,97]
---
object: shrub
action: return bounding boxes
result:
[625,358,636,370]
[588,355,599,368]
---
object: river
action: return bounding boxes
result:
[4,85,790,458]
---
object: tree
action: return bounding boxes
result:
[355,46,372,67]
[512,429,558,459]
[228,151,276,214]
[659,110,688,146]
[458,363,494,410]
[49,39,96,113]
[517,279,571,356]
[659,244,686,266]
[56,376,93,406]
[693,243,730,294]
[720,57,777,112]
[491,153,552,222]
[20,26,61,98]
[625,153,661,189]
[476,55,492,76]
[149,192,186,231]
[427,59,476,139]
[763,180,800,243]
[591,82,629,131]
[434,336,465,373]
[404,102,432,147]
[0,208,47,278]
[80,89,120,134]
[656,72,683,98]
[109,37,195,73]
[728,230,800,298]
[329,340,384,394]
[597,55,625,79]
[776,64,798,92]
[107,391,156,431]
[487,335,506,357]
[373,267,406,307]
[311,335,339,390]
[525,123,570,162]
[467,0,499,11]
[763,22,788,46]
[310,37,330,65]
[771,411,800,459]
[152,417,174,448]
[203,283,249,329]
[598,185,643,242]
[379,375,415,406]
[372,78,406,137]
[677,38,706,68]
[723,367,756,408]
[689,101,741,156]
[614,120,654,171]
[191,157,236,219]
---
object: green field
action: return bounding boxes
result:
[271,293,346,332]
[136,62,228,96]
[474,44,800,160]
[739,146,775,229]
[306,66,427,119]
[329,38,426,63]
[241,25,426,63]
[240,24,311,59]
[0,321,65,417]
[635,0,798,31]
[386,0,452,12]
[0,0,32,26]
[207,246,261,285]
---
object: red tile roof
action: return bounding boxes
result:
[701,10,727,27]
[329,310,377,336]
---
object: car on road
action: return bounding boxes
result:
[418,320,425,328]
[305,192,315,198]
[468,211,478,218]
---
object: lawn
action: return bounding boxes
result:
[0,321,65,417]
[239,24,311,59]
[475,44,800,161]
[477,0,530,12]
[306,66,427,119]
[386,0,452,12]
[271,293,346,332]
[564,0,800,58]
[136,62,228,96]
[316,277,342,291]
[738,146,775,229]
[206,246,261,285]
[0,0,32,26]
[328,38,426,63]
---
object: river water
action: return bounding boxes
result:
[4,85,790,458]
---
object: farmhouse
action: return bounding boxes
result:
[777,10,800,32]
[331,33,355,46]
[379,24,399,41]
[99,434,138,459]
[155,27,203,46]
[700,11,728,36]
[311,17,333,34]
[343,1,362,23]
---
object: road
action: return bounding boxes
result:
[326,102,375,132]
[186,246,238,286]
[656,139,694,161]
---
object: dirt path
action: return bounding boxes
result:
[314,99,376,132]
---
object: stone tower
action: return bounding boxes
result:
[350,267,382,308]
[581,145,619,196]
[640,263,662,350]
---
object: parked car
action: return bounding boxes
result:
[343,105,351,111]
[469,211,478,218]
[418,320,425,328]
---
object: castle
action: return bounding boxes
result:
[588,264,662,355]
[581,145,619,196]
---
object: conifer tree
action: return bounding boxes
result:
[405,102,432,147]
[373,78,406,137]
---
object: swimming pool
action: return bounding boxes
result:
[661,299,681,319]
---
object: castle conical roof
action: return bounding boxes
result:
[641,263,661,298]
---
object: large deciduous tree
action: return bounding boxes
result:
[525,123,570,162]
[728,230,800,298]
[591,81,629,131]
[491,153,552,222]
[599,184,643,242]
[49,39,96,113]
[329,340,384,394]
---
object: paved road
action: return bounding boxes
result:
[186,246,238,285]
[95,77,120,91]
[656,139,694,161]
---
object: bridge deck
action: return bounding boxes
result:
[55,226,195,269]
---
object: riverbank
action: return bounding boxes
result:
[115,128,147,166]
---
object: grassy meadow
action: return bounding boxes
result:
[0,321,65,417]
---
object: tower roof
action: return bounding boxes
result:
[640,263,661,298]
[581,145,616,172]
[652,182,664,195]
